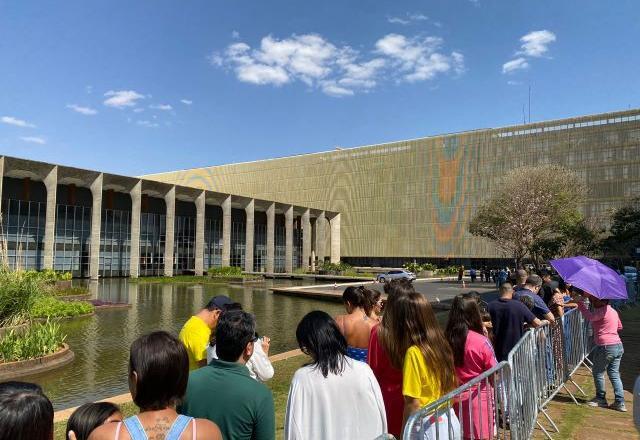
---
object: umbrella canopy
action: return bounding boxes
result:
[550,256,628,300]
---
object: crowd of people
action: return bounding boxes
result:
[0,270,626,440]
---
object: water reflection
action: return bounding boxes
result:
[29,278,345,410]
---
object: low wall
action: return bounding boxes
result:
[0,344,74,381]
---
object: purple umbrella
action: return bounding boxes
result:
[550,256,628,300]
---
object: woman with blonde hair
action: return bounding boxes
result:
[379,291,459,439]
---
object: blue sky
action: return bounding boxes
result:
[1,0,638,176]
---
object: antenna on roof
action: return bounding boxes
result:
[528,85,531,123]
[522,105,526,124]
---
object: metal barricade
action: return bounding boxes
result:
[402,308,594,440]
[403,362,513,440]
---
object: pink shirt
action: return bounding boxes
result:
[455,330,497,385]
[577,302,622,346]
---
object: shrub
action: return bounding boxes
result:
[208,266,243,277]
[421,263,437,271]
[0,320,66,363]
[30,296,94,319]
[0,269,45,326]
[54,286,90,296]
[320,261,353,274]
[403,262,422,274]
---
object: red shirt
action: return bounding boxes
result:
[367,325,404,438]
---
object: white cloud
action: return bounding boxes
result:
[20,136,46,144]
[103,90,145,108]
[66,104,98,115]
[507,80,523,86]
[86,85,93,94]
[375,34,462,82]
[213,32,463,96]
[1,116,35,128]
[518,30,556,57]
[502,57,529,74]
[180,99,193,105]
[137,120,159,128]
[387,13,429,25]
[231,30,240,39]
[149,104,173,111]
[133,108,144,113]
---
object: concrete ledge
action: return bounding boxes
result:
[0,344,74,382]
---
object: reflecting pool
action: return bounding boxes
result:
[29,278,345,410]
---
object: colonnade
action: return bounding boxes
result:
[0,157,341,279]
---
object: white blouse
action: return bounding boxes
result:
[284,357,388,440]
[206,337,274,382]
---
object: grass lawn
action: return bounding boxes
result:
[53,354,308,440]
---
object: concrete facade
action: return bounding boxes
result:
[0,156,337,278]
[144,108,640,266]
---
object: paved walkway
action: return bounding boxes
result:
[534,366,638,439]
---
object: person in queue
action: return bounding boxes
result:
[574,288,626,412]
[179,295,235,370]
[67,402,122,440]
[179,311,275,440]
[446,294,498,440]
[88,331,221,440]
[379,290,459,438]
[368,279,415,438]
[513,275,555,323]
[334,285,376,362]
[206,303,274,382]
[514,269,528,291]
[488,283,544,361]
[364,287,384,323]
[284,311,387,439]
[0,381,54,440]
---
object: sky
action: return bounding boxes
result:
[1,0,639,176]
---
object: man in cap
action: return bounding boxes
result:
[179,295,235,370]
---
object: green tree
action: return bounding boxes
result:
[468,164,587,268]
[602,198,640,264]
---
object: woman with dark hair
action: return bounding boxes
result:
[67,402,122,440]
[445,294,497,440]
[285,311,387,439]
[88,331,221,440]
[379,291,459,439]
[368,279,414,438]
[364,288,383,322]
[0,381,53,440]
[334,285,376,362]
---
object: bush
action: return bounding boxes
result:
[403,262,422,274]
[0,269,45,326]
[23,269,72,284]
[436,266,459,276]
[208,266,243,277]
[421,263,437,271]
[0,320,66,363]
[320,261,353,274]
[54,286,90,296]
[30,296,94,319]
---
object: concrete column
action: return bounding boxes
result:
[195,191,205,276]
[163,186,175,277]
[266,203,275,273]
[89,174,103,280]
[285,205,294,273]
[129,181,142,278]
[330,213,341,264]
[302,209,311,271]
[43,166,58,269]
[221,195,231,267]
[315,211,326,264]
[244,199,254,273]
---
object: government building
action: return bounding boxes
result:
[2,108,639,277]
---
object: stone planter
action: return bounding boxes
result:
[419,270,435,278]
[0,344,74,381]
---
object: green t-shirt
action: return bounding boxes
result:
[178,359,275,440]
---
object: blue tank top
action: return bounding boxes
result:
[122,414,193,440]
[346,346,368,362]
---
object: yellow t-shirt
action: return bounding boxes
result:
[402,345,442,407]
[179,316,211,370]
